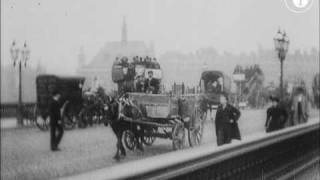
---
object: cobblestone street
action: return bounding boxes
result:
[1,109,319,180]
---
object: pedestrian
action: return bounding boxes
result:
[265,96,287,133]
[49,90,64,151]
[291,88,309,125]
[215,93,241,146]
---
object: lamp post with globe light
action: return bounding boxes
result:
[10,41,30,126]
[273,29,289,99]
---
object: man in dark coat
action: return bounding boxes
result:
[49,90,64,151]
[265,96,288,133]
[144,71,159,94]
[135,75,145,93]
[215,94,241,146]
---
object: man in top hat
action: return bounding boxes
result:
[49,90,64,151]
[145,71,159,94]
[265,96,288,133]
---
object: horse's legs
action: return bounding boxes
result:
[113,132,121,161]
[135,125,144,152]
[119,131,126,156]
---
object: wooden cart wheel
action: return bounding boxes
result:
[142,128,156,146]
[123,130,137,151]
[172,123,186,150]
[33,106,50,131]
[188,107,206,147]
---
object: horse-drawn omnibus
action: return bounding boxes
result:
[199,70,232,109]
[111,56,206,150]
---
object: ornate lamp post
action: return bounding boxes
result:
[10,41,30,126]
[273,29,289,99]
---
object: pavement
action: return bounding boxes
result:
[1,109,319,180]
[0,118,18,129]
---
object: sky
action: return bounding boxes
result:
[1,0,319,74]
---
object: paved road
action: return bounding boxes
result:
[1,109,319,180]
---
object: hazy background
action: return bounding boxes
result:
[1,0,319,74]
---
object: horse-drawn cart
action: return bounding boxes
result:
[120,93,206,150]
[34,75,85,131]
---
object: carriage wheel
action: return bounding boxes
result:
[172,123,186,150]
[123,130,137,151]
[33,106,49,131]
[142,128,156,146]
[188,107,206,147]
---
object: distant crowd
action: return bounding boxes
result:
[114,56,160,69]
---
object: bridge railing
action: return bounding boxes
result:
[0,103,36,118]
[61,118,320,180]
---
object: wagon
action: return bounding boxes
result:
[34,74,85,131]
[120,93,206,150]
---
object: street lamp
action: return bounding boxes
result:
[10,40,30,126]
[273,29,289,99]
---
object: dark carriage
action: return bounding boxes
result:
[34,74,85,131]
[112,56,206,150]
[199,70,231,109]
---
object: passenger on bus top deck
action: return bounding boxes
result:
[120,56,129,67]
[133,56,139,64]
[136,75,145,93]
[145,71,158,94]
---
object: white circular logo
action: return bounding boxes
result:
[284,0,314,13]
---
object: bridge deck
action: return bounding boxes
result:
[1,109,319,180]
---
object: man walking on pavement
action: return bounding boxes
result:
[49,90,64,151]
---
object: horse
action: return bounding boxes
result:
[103,94,144,161]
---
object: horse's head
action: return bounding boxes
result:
[101,94,120,124]
[118,93,143,120]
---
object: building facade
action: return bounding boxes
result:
[77,18,154,92]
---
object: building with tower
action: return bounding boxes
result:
[77,17,154,92]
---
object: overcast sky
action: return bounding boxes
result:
[1,0,319,74]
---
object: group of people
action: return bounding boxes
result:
[135,70,159,94]
[115,56,160,69]
[213,87,310,147]
[265,89,309,133]
[48,77,310,151]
